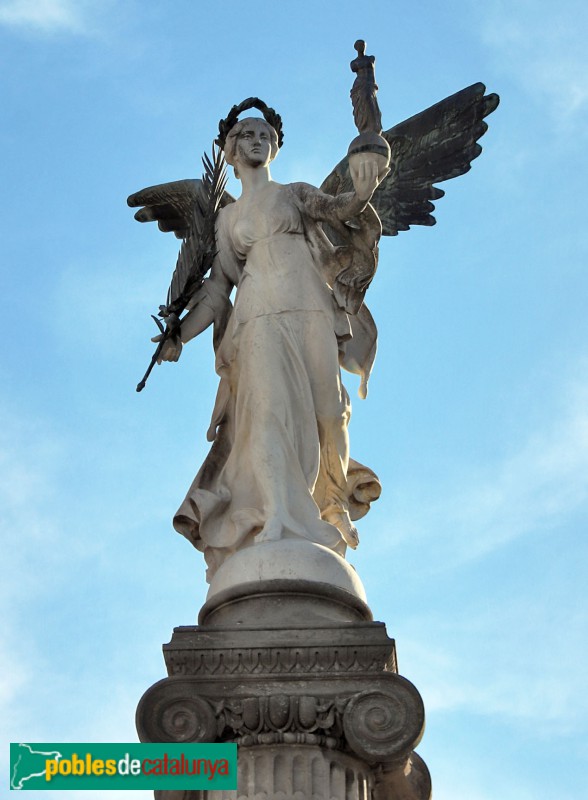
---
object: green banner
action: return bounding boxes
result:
[10,742,237,791]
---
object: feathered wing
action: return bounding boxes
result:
[130,147,234,391]
[129,179,203,239]
[128,176,235,240]
[321,82,499,235]
[164,150,230,314]
[128,151,234,308]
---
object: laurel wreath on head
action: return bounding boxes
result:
[216,97,284,150]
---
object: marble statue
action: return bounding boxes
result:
[128,43,499,590]
[131,48,499,800]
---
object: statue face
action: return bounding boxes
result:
[235,119,273,169]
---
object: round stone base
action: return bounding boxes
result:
[199,540,371,627]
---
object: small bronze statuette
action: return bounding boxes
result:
[348,39,391,177]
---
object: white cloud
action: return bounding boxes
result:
[0,0,112,36]
[50,254,173,358]
[397,588,588,739]
[0,631,31,723]
[0,401,68,607]
[0,0,84,33]
[451,397,588,561]
[430,761,536,800]
[479,0,588,128]
[412,643,587,735]
[0,403,70,760]
[368,361,588,739]
[2,673,154,799]
[382,365,588,567]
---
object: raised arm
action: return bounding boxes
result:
[296,153,386,223]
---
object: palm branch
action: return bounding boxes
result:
[135,144,228,392]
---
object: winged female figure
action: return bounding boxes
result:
[128,78,498,584]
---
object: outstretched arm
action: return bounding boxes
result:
[298,154,386,223]
[320,83,499,236]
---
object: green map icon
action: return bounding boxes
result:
[9,741,237,791]
[10,743,63,790]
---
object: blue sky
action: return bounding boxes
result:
[1,1,587,798]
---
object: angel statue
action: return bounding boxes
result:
[128,44,498,588]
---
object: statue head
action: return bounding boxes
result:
[216,96,283,154]
[224,117,279,173]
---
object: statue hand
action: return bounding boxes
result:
[349,153,390,202]
[151,333,183,364]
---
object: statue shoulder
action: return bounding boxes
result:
[287,182,323,203]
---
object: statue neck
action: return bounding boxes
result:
[238,164,273,196]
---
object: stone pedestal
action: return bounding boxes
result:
[137,543,431,799]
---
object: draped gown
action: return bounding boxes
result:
[173,181,380,581]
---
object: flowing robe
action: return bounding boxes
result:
[174,182,380,581]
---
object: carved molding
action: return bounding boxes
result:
[136,682,217,744]
[138,678,423,768]
[139,620,429,798]
[215,694,347,747]
[166,644,396,677]
[343,686,424,763]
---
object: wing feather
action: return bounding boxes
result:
[127,179,202,239]
[127,178,234,239]
[165,145,229,313]
[321,82,499,236]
